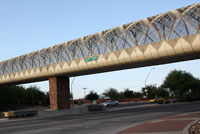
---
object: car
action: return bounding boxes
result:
[149,97,165,103]
[149,98,157,103]
[157,98,165,102]
[102,100,119,107]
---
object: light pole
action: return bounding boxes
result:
[144,67,155,99]
[82,88,87,104]
[71,77,76,107]
[145,67,155,86]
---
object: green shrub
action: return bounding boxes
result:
[178,99,186,102]
[164,100,170,104]
[78,101,84,105]
[157,99,164,104]
[172,100,177,103]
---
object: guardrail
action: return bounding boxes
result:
[2,109,38,118]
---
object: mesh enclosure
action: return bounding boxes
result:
[0,3,199,76]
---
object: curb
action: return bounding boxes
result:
[183,119,200,134]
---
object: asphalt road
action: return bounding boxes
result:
[0,101,200,134]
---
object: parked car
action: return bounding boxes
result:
[102,100,119,107]
[149,98,165,103]
[149,98,157,103]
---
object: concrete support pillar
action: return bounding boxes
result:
[49,77,70,110]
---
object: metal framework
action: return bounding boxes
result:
[0,3,200,84]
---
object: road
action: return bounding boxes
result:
[0,101,200,134]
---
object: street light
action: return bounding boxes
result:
[82,88,87,104]
[71,77,76,107]
[144,67,155,99]
[144,67,155,87]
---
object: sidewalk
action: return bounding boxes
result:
[118,112,200,134]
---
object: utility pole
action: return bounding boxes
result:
[82,88,87,104]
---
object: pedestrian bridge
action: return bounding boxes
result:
[0,3,199,85]
[0,3,200,109]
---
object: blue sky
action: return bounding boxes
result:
[0,0,200,99]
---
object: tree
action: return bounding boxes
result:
[118,91,125,99]
[123,89,133,103]
[103,88,119,100]
[25,85,45,106]
[70,93,73,99]
[142,85,157,99]
[0,85,49,111]
[43,92,49,107]
[189,78,200,101]
[162,70,200,101]
[132,92,143,98]
[0,85,26,110]
[86,91,99,103]
[156,87,169,98]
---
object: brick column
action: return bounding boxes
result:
[49,77,70,110]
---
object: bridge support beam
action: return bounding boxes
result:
[49,77,70,110]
